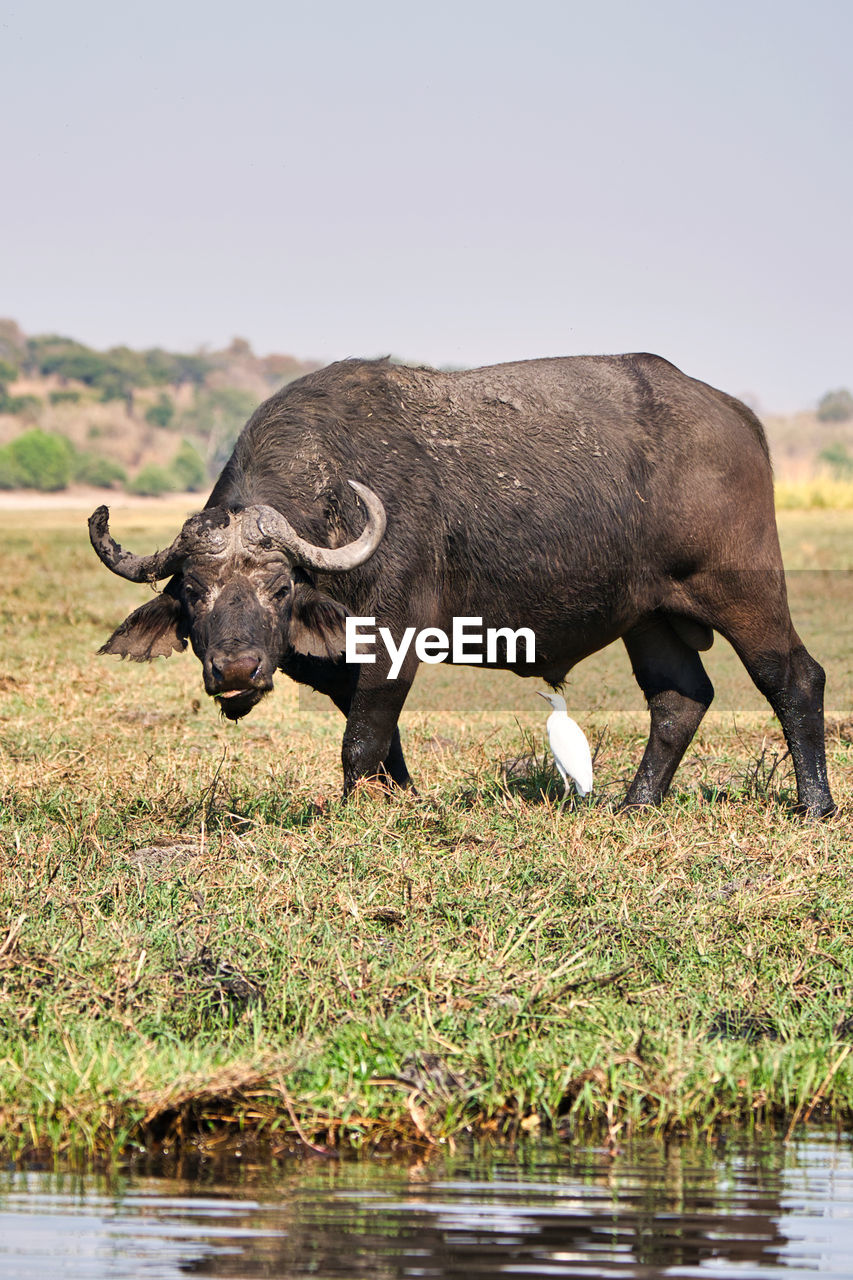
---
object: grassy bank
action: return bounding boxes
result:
[0,502,851,1159]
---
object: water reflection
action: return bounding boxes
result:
[1,1130,853,1278]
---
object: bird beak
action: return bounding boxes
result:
[536,691,550,702]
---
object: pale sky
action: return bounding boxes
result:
[2,0,850,411]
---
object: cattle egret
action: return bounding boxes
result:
[537,691,593,799]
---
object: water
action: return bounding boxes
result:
[2,1131,853,1278]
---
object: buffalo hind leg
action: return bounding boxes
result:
[622,619,715,806]
[689,570,835,816]
[720,622,833,816]
[745,644,833,815]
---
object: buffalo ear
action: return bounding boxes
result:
[288,585,349,660]
[99,593,186,662]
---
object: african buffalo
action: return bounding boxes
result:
[90,354,835,815]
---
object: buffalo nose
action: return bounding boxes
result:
[210,653,263,687]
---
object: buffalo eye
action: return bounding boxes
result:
[182,581,205,607]
[269,576,292,601]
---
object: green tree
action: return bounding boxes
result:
[817,389,853,423]
[128,464,177,497]
[1,393,42,416]
[0,446,23,489]
[30,339,107,383]
[170,439,207,491]
[72,452,128,489]
[145,393,175,428]
[180,386,256,474]
[0,319,25,364]
[818,441,853,479]
[180,386,256,439]
[143,347,180,385]
[2,429,73,490]
[171,352,213,388]
[26,336,148,413]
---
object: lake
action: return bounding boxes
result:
[2,1129,853,1277]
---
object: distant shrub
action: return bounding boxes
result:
[143,348,212,387]
[0,447,24,489]
[145,393,175,428]
[97,373,130,405]
[0,429,73,490]
[180,387,256,440]
[33,342,109,384]
[0,321,25,365]
[170,439,207,491]
[25,333,217,398]
[128,464,177,496]
[817,389,853,423]
[73,452,128,489]
[818,442,853,479]
[49,389,82,405]
[0,392,42,416]
[0,358,19,386]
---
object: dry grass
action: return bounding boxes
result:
[775,479,853,511]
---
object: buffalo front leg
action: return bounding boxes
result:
[288,656,414,790]
[341,670,416,797]
[622,619,715,806]
[326,680,412,790]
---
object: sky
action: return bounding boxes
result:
[1,0,850,412]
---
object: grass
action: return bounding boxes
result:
[0,501,851,1161]
[775,477,853,510]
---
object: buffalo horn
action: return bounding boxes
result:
[257,481,386,571]
[88,505,189,582]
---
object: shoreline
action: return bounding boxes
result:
[0,487,202,512]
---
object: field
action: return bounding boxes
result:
[0,498,851,1161]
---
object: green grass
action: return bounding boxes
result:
[0,502,851,1160]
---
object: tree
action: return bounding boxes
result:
[818,442,853,480]
[226,336,253,357]
[0,429,73,490]
[145,393,175,428]
[128,464,177,496]
[179,387,256,475]
[29,338,106,382]
[0,393,42,416]
[0,359,22,413]
[170,440,207,491]
[171,352,213,388]
[0,319,25,363]
[143,347,181,385]
[72,452,127,489]
[0,446,23,488]
[817,389,853,423]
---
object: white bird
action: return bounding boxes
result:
[537,691,593,800]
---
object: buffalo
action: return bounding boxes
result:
[90,354,835,815]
